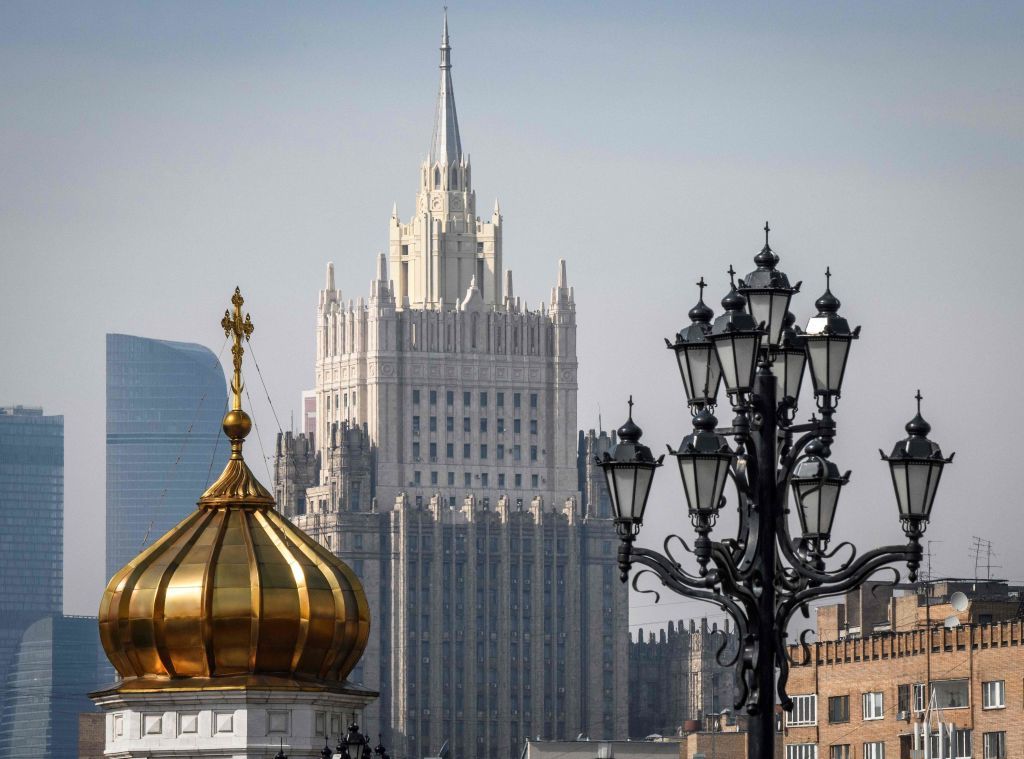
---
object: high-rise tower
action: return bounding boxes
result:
[275,16,628,759]
[105,334,227,580]
[0,405,64,712]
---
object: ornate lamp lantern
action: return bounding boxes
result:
[709,268,764,399]
[598,398,664,535]
[671,407,734,574]
[769,311,807,410]
[738,223,800,347]
[789,439,850,544]
[673,408,734,523]
[667,278,722,410]
[881,392,955,538]
[804,268,860,408]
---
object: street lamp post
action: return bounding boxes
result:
[600,224,954,759]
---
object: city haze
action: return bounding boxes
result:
[1,1,1022,628]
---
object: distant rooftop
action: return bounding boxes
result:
[0,406,44,416]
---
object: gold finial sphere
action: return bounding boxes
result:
[222,407,252,441]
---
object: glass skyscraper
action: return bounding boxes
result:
[105,334,227,580]
[0,406,63,699]
[0,615,104,757]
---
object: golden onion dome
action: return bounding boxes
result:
[98,288,369,692]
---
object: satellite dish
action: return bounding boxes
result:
[944,615,961,628]
[950,591,969,612]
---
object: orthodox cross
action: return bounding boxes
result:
[221,287,254,411]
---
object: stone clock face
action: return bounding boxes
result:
[451,196,463,211]
[431,196,443,211]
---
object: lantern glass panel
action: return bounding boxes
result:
[604,464,656,523]
[793,480,842,537]
[747,291,792,347]
[632,466,656,520]
[771,348,806,401]
[604,466,625,519]
[890,460,942,519]
[676,344,722,406]
[678,454,730,515]
[784,350,806,400]
[715,333,761,394]
[806,336,852,395]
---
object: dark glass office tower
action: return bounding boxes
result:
[0,406,63,698]
[105,334,227,580]
[0,615,104,757]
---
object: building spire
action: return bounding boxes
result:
[430,8,462,167]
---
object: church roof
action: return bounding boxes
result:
[429,10,462,167]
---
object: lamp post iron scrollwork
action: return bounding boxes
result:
[600,223,954,759]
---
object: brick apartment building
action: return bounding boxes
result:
[783,581,1024,759]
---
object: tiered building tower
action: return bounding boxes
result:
[274,15,628,759]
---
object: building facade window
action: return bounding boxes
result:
[954,728,972,759]
[982,680,1004,709]
[828,695,850,724]
[413,389,420,404]
[983,732,1005,759]
[864,743,884,759]
[934,679,969,709]
[788,694,817,726]
[787,745,817,759]
[830,747,851,759]
[898,684,910,715]
[913,683,926,712]
[862,692,883,720]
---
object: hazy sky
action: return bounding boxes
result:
[1,2,1022,628]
